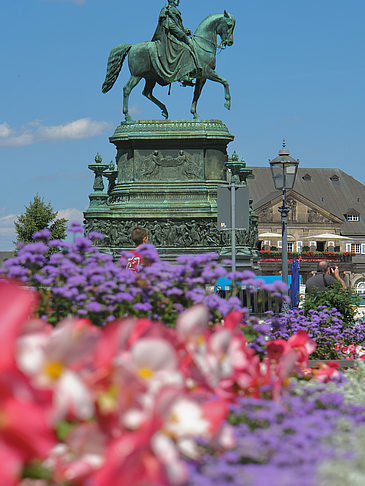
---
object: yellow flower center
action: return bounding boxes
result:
[97,385,119,414]
[138,368,153,380]
[197,335,205,346]
[45,361,64,380]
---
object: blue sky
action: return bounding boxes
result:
[1,0,364,250]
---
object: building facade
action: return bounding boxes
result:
[247,166,365,292]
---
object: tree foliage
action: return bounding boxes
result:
[14,194,67,244]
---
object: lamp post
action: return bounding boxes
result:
[269,141,299,311]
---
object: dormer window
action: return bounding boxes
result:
[330,174,340,182]
[345,208,360,222]
[302,173,311,181]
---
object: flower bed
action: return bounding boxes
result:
[267,307,365,360]
[1,225,365,486]
[0,279,329,486]
[188,382,365,486]
[1,225,288,327]
[259,250,353,262]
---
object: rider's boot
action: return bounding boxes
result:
[180,75,195,87]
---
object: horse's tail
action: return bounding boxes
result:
[102,44,132,93]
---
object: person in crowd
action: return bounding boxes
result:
[126,227,149,271]
[305,259,346,294]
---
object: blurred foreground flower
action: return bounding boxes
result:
[0,279,327,485]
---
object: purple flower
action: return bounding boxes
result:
[67,221,85,234]
[88,231,104,240]
[134,302,153,312]
[32,228,51,241]
[74,236,92,252]
[85,302,102,313]
[187,386,365,486]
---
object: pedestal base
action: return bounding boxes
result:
[84,119,257,265]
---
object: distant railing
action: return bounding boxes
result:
[217,288,284,317]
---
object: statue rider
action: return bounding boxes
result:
[151,0,201,87]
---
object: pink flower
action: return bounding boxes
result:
[0,281,56,484]
[287,330,316,365]
[90,418,173,486]
[0,441,23,486]
[0,280,38,371]
[16,318,99,421]
[222,310,244,331]
[176,304,210,343]
[312,362,341,383]
[45,423,106,485]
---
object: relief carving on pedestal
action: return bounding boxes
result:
[139,150,203,180]
[85,215,258,252]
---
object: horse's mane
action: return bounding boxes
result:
[194,14,223,35]
[194,12,235,35]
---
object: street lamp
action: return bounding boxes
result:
[269,141,299,309]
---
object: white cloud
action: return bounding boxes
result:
[0,214,18,251]
[0,214,18,228]
[0,209,86,251]
[0,227,15,236]
[57,208,84,223]
[129,105,142,116]
[38,119,111,140]
[0,123,12,138]
[0,118,112,147]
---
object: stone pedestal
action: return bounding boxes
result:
[84,119,258,266]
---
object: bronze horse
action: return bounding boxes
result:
[102,11,235,120]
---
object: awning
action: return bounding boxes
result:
[302,233,353,240]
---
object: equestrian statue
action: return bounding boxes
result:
[102,0,235,120]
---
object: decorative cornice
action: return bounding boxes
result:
[110,119,234,142]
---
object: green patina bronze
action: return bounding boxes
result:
[85,2,258,267]
[101,0,236,120]
[84,120,258,266]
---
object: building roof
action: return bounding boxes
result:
[247,167,365,236]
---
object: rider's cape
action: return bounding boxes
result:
[150,5,200,85]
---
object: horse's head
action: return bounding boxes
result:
[218,10,236,47]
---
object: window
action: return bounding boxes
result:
[347,243,361,254]
[287,242,294,252]
[278,241,282,249]
[296,241,303,252]
[327,241,335,249]
[309,241,317,249]
[347,215,360,221]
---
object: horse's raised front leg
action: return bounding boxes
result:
[123,75,142,121]
[142,79,169,119]
[206,69,231,110]
[191,78,207,120]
